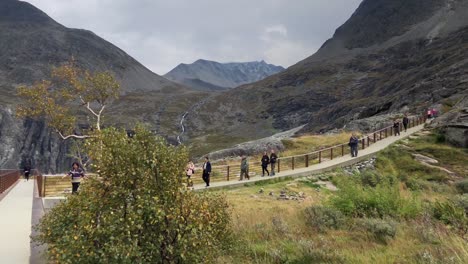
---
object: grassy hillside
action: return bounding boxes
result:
[217,131,468,263]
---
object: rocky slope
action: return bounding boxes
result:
[186,0,468,152]
[164,59,284,90]
[0,0,205,172]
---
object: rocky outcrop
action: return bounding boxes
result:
[430,95,468,147]
[0,107,70,173]
[205,126,303,161]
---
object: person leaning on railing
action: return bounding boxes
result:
[62,162,85,194]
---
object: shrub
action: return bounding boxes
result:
[355,218,397,244]
[304,206,345,232]
[35,126,232,263]
[359,170,384,187]
[453,194,468,214]
[433,200,468,236]
[330,175,421,219]
[455,179,468,194]
[435,133,446,143]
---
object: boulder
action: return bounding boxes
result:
[431,96,468,148]
[412,154,439,164]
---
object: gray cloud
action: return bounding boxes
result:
[25,0,362,74]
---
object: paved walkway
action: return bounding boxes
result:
[194,124,425,190]
[0,180,34,263]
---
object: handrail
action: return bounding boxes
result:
[4,116,425,194]
[0,170,21,194]
[186,115,426,184]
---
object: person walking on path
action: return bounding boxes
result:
[348,133,359,157]
[185,161,195,187]
[63,162,85,194]
[202,156,211,187]
[261,152,270,177]
[393,120,401,136]
[402,115,409,132]
[23,164,31,181]
[270,150,278,176]
[239,155,250,180]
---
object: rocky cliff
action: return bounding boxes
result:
[186,0,468,151]
[164,59,284,90]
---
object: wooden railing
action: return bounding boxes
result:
[0,170,20,194]
[188,116,426,185]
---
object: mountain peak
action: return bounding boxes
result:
[0,0,59,25]
[165,59,284,89]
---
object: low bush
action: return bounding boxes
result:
[433,200,468,236]
[455,179,468,194]
[303,206,345,232]
[329,175,421,219]
[355,218,397,244]
[453,194,468,214]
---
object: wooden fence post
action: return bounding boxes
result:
[292,157,295,170]
[305,155,309,167]
[278,159,281,173]
[330,148,334,160]
[341,145,344,156]
[227,166,230,181]
[373,133,376,142]
[319,151,322,163]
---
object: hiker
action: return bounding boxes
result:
[270,150,278,176]
[185,161,195,187]
[402,115,409,132]
[23,164,31,181]
[63,162,85,194]
[261,151,270,177]
[393,120,400,136]
[432,108,438,118]
[427,109,432,119]
[239,155,249,180]
[202,156,211,187]
[348,133,359,157]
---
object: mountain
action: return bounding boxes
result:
[186,0,468,152]
[0,0,206,172]
[164,59,285,90]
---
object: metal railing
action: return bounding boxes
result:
[188,116,426,185]
[0,170,20,194]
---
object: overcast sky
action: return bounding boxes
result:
[25,0,362,75]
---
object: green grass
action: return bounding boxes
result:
[216,131,468,263]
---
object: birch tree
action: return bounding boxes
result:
[16,60,120,139]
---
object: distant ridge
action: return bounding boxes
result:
[164,59,284,90]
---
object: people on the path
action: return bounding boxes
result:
[427,109,432,119]
[270,150,278,176]
[261,152,270,177]
[239,155,249,180]
[63,162,85,194]
[393,120,400,136]
[431,108,438,118]
[402,115,409,132]
[23,164,31,181]
[348,133,359,157]
[202,156,211,187]
[185,161,195,187]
